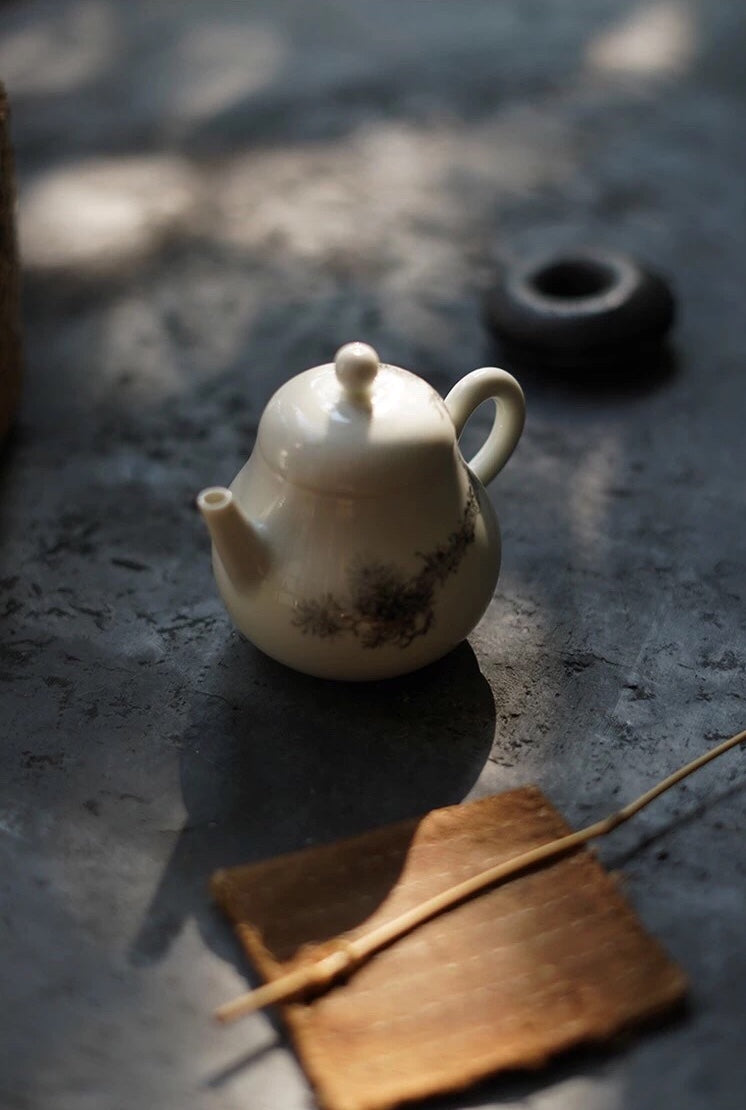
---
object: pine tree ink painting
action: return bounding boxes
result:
[292,486,479,649]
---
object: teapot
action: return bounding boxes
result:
[197,343,525,680]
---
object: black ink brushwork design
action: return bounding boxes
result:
[292,487,478,649]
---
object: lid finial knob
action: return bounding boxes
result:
[335,342,380,399]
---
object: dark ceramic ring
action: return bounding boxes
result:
[485,249,675,372]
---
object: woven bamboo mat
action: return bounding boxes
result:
[212,788,686,1110]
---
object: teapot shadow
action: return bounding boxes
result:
[130,636,495,967]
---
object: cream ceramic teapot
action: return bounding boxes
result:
[197,343,525,680]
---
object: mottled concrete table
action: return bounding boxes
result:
[1,3,745,1109]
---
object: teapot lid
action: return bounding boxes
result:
[255,343,457,495]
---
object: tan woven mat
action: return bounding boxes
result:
[212,787,686,1110]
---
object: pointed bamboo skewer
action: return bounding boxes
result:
[215,726,746,1024]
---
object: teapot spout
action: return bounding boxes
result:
[197,487,269,592]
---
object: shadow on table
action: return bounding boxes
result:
[422,1007,689,1110]
[130,636,496,967]
[486,337,681,405]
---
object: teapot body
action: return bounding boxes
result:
[198,344,525,681]
[214,447,501,680]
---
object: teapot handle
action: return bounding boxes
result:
[444,367,525,487]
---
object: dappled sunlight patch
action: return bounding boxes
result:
[207,111,575,345]
[0,0,117,97]
[568,430,624,563]
[166,20,286,124]
[95,274,265,402]
[20,154,199,271]
[101,296,184,399]
[211,114,574,263]
[586,1,696,79]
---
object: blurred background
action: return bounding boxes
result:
[1,2,745,1110]
[5,0,743,407]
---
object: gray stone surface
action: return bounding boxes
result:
[1,1,745,1108]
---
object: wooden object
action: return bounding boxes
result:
[212,787,687,1110]
[0,82,22,443]
[216,727,744,1023]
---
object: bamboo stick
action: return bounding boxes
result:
[215,726,746,1024]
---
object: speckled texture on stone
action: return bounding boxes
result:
[0,2,744,1109]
